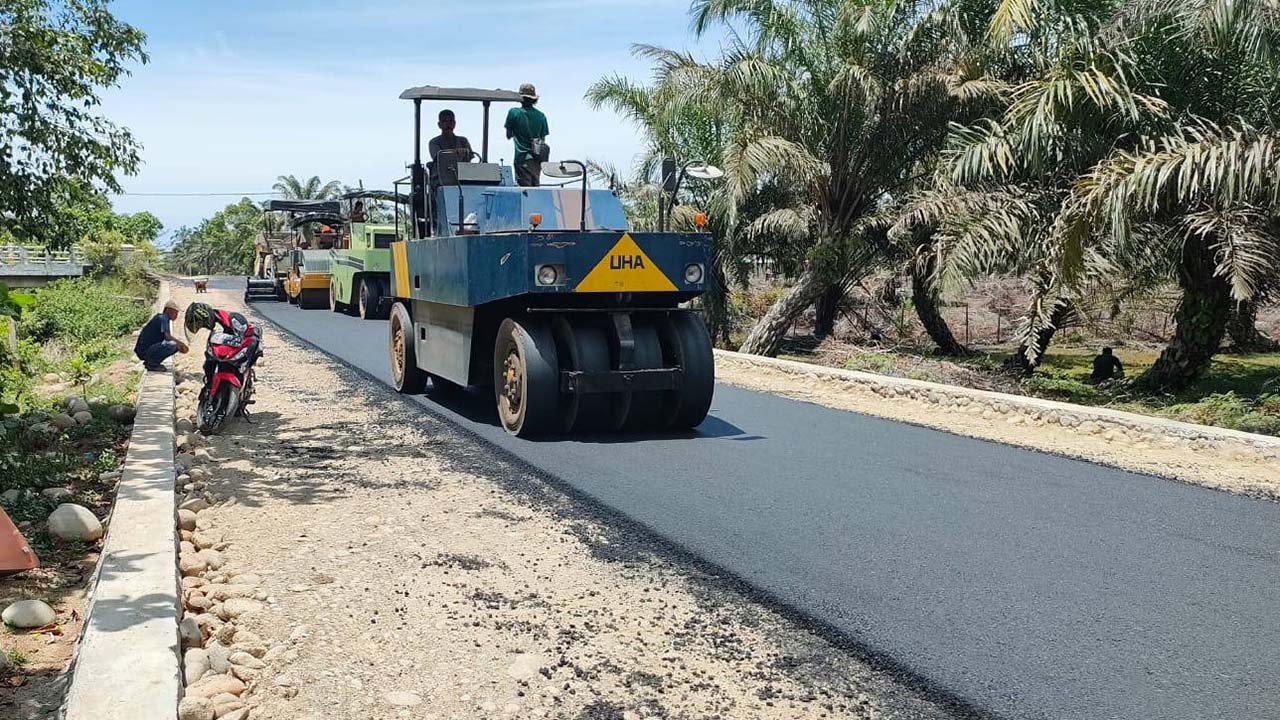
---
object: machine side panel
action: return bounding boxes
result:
[391,241,411,298]
[400,232,711,306]
[412,299,474,386]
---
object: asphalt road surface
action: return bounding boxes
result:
[223,279,1280,720]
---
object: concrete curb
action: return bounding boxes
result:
[63,287,180,719]
[714,349,1280,453]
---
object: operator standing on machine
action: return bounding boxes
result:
[505,83,549,187]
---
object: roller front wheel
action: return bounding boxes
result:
[494,318,560,437]
[389,303,428,394]
[552,318,612,433]
[659,312,715,430]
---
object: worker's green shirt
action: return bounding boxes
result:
[504,105,549,162]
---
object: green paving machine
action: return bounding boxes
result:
[328,191,403,320]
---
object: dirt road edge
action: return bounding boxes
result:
[715,349,1280,499]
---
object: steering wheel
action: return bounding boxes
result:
[439,149,479,163]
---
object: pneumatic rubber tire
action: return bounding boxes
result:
[389,302,428,394]
[659,312,715,430]
[494,318,560,437]
[359,277,385,320]
[551,317,611,434]
[621,322,665,432]
[329,281,344,313]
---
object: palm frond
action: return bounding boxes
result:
[720,132,825,203]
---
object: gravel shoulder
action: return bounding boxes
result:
[171,283,963,720]
[715,353,1280,500]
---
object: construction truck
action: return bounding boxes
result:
[245,200,341,304]
[386,85,717,437]
[327,191,403,320]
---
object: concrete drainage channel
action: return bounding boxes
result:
[59,283,276,720]
[60,366,180,719]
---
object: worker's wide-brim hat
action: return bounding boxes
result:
[164,300,181,312]
[519,83,539,100]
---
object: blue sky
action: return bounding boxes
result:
[100,0,722,242]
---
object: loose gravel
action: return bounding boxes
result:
[169,283,963,720]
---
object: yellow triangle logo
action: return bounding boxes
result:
[575,234,677,293]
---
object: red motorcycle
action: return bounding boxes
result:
[197,319,262,435]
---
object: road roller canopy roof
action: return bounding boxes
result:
[340,189,409,204]
[398,86,524,103]
[262,199,341,215]
[289,212,346,229]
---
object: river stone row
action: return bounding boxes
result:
[173,375,279,720]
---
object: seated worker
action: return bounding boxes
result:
[134,299,189,371]
[428,109,474,179]
[1090,346,1125,383]
[349,200,366,223]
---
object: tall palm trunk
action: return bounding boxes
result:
[813,283,845,341]
[1226,300,1279,353]
[910,261,969,356]
[1135,241,1232,392]
[739,265,826,356]
[1003,300,1073,376]
[703,260,732,349]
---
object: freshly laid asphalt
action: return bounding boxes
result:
[227,279,1280,720]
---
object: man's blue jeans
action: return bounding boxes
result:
[138,340,178,368]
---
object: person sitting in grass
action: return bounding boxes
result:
[134,299,188,371]
[1090,346,1125,384]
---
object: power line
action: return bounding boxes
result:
[116,191,284,197]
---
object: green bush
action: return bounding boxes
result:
[20,277,152,345]
[1157,392,1280,436]
[1021,372,1105,404]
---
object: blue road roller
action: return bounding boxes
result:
[385,85,716,436]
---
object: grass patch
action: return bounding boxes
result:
[0,405,130,560]
[784,340,1280,436]
[5,647,30,666]
[1006,349,1280,435]
[20,276,154,347]
[0,272,151,557]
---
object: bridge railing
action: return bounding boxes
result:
[0,245,86,265]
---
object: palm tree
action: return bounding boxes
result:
[1064,122,1280,389]
[272,175,342,201]
[1227,299,1279,352]
[931,0,1280,388]
[885,184,1049,356]
[587,53,740,344]
[667,0,1006,356]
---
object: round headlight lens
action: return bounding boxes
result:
[684,263,704,284]
[537,265,559,286]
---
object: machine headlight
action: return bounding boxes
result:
[536,264,560,286]
[684,263,705,284]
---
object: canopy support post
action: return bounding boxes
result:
[482,100,491,163]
